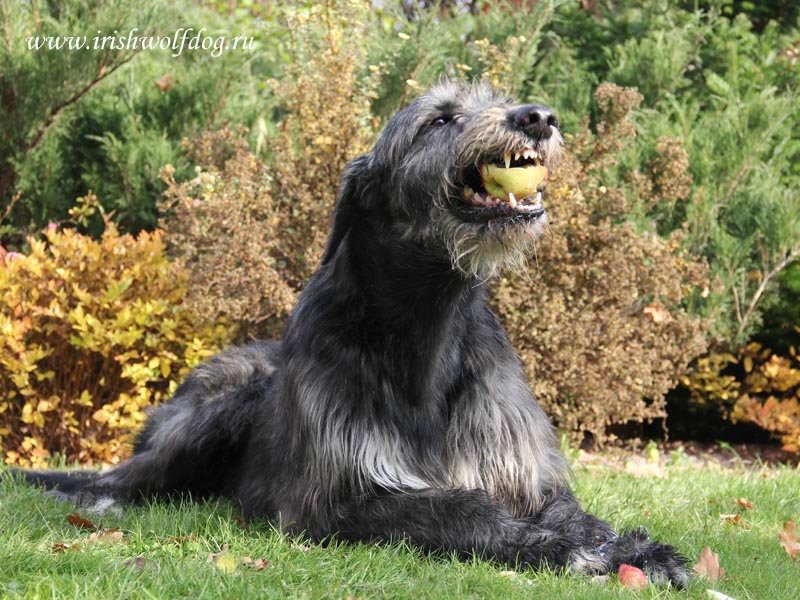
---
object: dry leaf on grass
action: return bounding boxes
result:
[124,556,154,570]
[66,513,97,530]
[51,542,80,553]
[694,546,725,581]
[779,519,799,560]
[618,564,648,590]
[87,529,126,545]
[719,514,748,528]
[735,498,753,510]
[242,556,271,571]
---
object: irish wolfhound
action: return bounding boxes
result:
[20,80,689,586]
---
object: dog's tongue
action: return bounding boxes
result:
[481,164,548,201]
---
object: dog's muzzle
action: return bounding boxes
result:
[455,145,550,224]
[452,104,559,225]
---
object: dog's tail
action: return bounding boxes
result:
[8,468,98,495]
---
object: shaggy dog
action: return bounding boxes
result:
[21,81,689,586]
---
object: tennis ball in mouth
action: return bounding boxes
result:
[480,164,548,200]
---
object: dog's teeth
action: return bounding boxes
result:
[473,193,483,205]
[514,151,521,161]
[463,186,474,199]
[535,191,542,202]
[508,192,517,207]
[503,152,511,169]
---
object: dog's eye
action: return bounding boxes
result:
[431,116,450,127]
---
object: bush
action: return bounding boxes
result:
[683,341,800,452]
[0,201,227,466]
[0,0,281,241]
[159,0,380,338]
[159,129,297,339]
[493,83,708,442]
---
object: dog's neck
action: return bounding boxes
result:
[345,225,485,329]
[318,225,487,399]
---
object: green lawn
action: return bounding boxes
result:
[1,459,798,599]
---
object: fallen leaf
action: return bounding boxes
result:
[51,542,80,553]
[234,514,248,529]
[498,570,517,578]
[87,529,126,545]
[779,519,799,560]
[66,513,97,530]
[241,556,271,571]
[719,514,748,528]
[618,564,648,590]
[735,498,753,510]
[124,556,153,570]
[155,74,173,92]
[694,546,725,581]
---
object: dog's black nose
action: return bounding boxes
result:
[510,105,559,140]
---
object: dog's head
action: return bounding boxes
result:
[324,80,563,278]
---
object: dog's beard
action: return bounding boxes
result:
[438,207,548,280]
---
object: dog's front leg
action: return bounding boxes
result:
[328,487,582,570]
[531,488,691,587]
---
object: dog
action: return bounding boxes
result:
[19,80,689,586]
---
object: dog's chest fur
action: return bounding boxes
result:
[443,358,566,516]
[297,304,566,518]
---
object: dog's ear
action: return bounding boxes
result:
[321,154,375,265]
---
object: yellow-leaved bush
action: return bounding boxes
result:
[684,339,800,452]
[0,216,228,467]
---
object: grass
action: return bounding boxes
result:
[0,458,798,599]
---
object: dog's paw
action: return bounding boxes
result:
[44,489,125,518]
[605,528,691,588]
[568,548,608,575]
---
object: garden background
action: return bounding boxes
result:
[1,1,799,598]
[2,0,798,467]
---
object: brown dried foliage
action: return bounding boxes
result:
[159,1,379,338]
[159,130,297,338]
[492,84,708,443]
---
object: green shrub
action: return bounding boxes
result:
[0,0,281,241]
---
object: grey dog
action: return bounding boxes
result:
[21,80,690,586]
